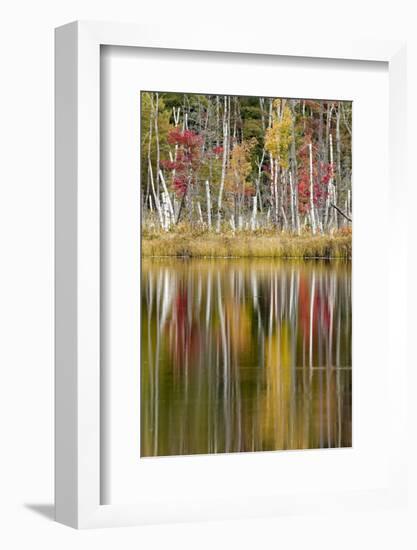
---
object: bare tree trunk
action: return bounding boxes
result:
[330,202,351,223]
[158,170,174,226]
[274,158,279,227]
[173,106,180,126]
[347,189,351,219]
[170,106,180,186]
[216,96,220,148]
[325,133,335,229]
[259,97,266,132]
[255,149,265,215]
[147,101,163,228]
[227,96,231,162]
[153,93,161,197]
[176,177,190,225]
[197,201,204,225]
[325,103,333,164]
[335,106,342,228]
[317,102,324,227]
[232,96,237,141]
[161,191,171,231]
[340,102,351,137]
[216,96,228,232]
[251,195,257,230]
[229,215,236,232]
[205,180,212,230]
[290,100,300,234]
[308,143,317,235]
[288,171,296,234]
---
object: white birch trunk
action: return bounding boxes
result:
[205,180,212,230]
[161,192,170,231]
[251,195,257,231]
[158,170,174,223]
[347,189,351,219]
[153,93,161,197]
[288,171,296,233]
[274,159,279,226]
[147,96,163,228]
[281,206,288,231]
[308,143,317,235]
[148,157,164,228]
[197,201,204,226]
[325,133,334,229]
[335,108,342,229]
[216,96,228,232]
[173,106,180,126]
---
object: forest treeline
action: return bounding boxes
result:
[141,92,352,236]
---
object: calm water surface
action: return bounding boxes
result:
[141,258,351,457]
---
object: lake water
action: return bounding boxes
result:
[141,258,352,457]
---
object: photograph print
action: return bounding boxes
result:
[140,92,352,457]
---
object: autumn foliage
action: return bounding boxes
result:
[142,92,352,234]
[297,139,334,214]
[161,128,203,196]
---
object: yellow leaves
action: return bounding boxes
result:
[225,138,257,193]
[265,103,293,170]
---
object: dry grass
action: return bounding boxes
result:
[142,226,352,259]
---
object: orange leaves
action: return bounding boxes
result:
[225,138,257,195]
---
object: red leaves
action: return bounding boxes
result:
[160,159,176,171]
[167,128,203,148]
[320,163,334,186]
[173,177,187,195]
[295,138,335,213]
[213,145,223,156]
[297,158,334,214]
[163,129,203,197]
[297,170,311,214]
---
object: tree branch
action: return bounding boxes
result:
[330,203,352,222]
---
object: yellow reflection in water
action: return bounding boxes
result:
[141,258,351,457]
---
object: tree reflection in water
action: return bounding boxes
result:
[141,258,351,457]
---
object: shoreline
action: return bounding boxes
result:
[141,231,352,260]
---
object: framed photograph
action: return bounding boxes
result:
[55,21,407,528]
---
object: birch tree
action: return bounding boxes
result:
[140,92,351,235]
[216,96,228,232]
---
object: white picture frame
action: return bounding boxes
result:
[55,20,407,529]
